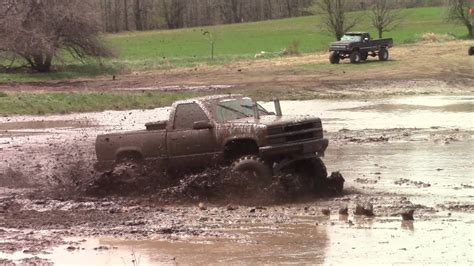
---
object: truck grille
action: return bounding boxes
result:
[266,121,323,145]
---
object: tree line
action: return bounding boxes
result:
[100,0,446,33]
[101,0,314,32]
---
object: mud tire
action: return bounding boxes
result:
[231,156,272,186]
[379,48,389,61]
[361,51,369,61]
[350,51,361,64]
[329,51,340,64]
[280,157,328,193]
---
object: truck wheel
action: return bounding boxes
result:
[231,156,272,186]
[469,47,474,56]
[329,51,340,64]
[304,157,328,192]
[379,48,389,61]
[350,51,361,64]
[361,52,368,61]
[280,157,327,193]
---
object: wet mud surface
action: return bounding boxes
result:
[0,94,473,264]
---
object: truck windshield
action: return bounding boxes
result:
[216,98,269,122]
[341,35,362,42]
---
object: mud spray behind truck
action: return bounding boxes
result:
[94,95,343,193]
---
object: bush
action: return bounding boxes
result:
[282,41,301,56]
[421,32,456,42]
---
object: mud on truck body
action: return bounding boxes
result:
[95,95,339,192]
[329,32,393,64]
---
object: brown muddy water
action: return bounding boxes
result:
[0,95,473,264]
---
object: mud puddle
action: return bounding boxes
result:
[262,95,474,131]
[2,209,471,264]
[1,94,473,264]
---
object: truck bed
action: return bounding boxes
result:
[95,130,167,163]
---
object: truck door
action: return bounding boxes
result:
[167,103,217,169]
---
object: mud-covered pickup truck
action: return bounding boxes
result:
[329,32,393,64]
[95,95,336,191]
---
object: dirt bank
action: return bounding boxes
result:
[0,41,472,99]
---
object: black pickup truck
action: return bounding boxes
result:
[329,32,393,64]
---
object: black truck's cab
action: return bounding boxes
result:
[328,32,393,64]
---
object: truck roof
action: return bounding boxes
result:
[345,32,369,35]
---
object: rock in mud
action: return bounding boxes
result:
[226,204,237,211]
[321,208,331,216]
[339,206,349,215]
[355,202,375,217]
[198,202,207,210]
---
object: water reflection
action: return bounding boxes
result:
[401,221,415,232]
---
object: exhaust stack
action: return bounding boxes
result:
[253,102,260,120]
[274,99,282,116]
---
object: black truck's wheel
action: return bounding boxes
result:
[379,48,389,61]
[329,51,340,64]
[469,46,474,56]
[361,52,369,61]
[231,155,272,185]
[350,51,361,64]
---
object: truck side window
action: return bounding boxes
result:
[174,103,208,130]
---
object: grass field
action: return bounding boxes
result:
[109,7,466,61]
[0,7,468,83]
[0,91,206,115]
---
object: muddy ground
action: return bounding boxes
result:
[0,92,473,264]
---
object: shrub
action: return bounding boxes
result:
[282,41,301,56]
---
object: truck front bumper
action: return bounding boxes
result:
[259,138,329,158]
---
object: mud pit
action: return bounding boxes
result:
[0,94,473,264]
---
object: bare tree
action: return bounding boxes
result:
[315,0,360,40]
[123,0,129,31]
[446,0,473,38]
[370,0,402,38]
[0,0,113,73]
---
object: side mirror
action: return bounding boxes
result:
[193,121,213,130]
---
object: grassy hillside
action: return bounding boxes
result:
[107,7,466,63]
[0,7,468,82]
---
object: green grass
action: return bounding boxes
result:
[107,7,467,60]
[0,91,208,115]
[0,7,469,82]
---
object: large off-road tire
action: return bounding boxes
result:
[378,48,389,61]
[350,50,361,64]
[280,157,327,193]
[231,155,272,186]
[329,51,340,64]
[361,51,369,61]
[469,47,474,56]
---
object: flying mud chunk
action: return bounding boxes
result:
[93,95,343,197]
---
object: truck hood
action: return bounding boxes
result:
[226,115,321,127]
